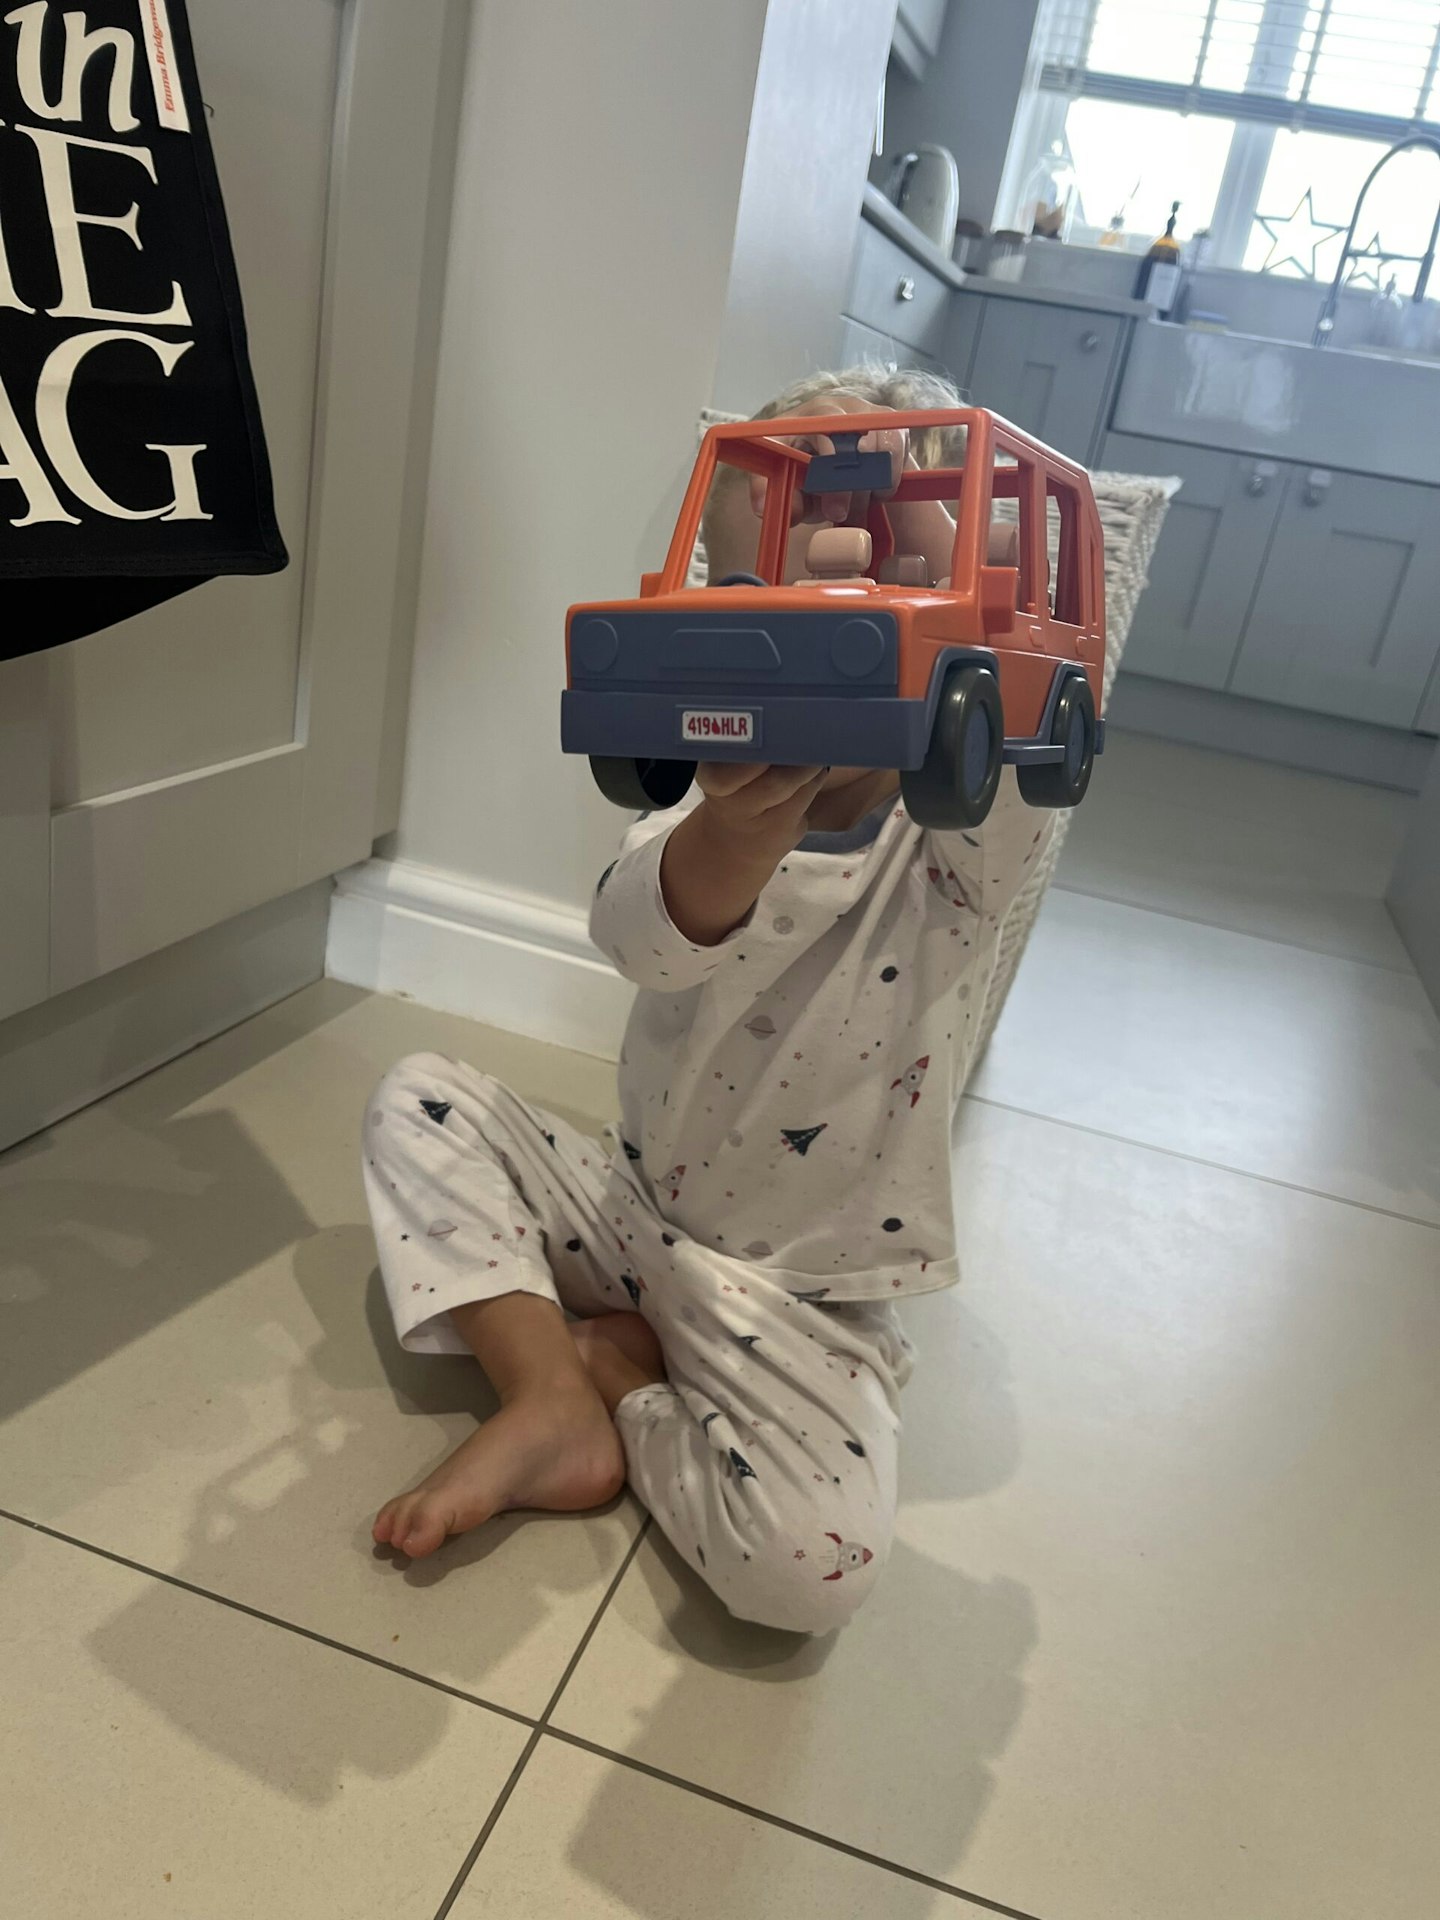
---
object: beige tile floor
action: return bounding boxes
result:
[3,730,1437,1918]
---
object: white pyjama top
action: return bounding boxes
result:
[590,772,1053,1303]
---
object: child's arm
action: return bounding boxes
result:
[590,764,824,989]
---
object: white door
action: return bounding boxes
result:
[0,0,457,1019]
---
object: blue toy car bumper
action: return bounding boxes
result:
[563,688,934,770]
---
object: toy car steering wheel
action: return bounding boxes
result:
[715,571,766,587]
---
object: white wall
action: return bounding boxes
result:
[329,0,896,1053]
[712,0,898,414]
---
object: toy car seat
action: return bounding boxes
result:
[877,553,928,586]
[800,526,873,584]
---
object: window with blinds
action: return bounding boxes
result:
[1038,1,1440,139]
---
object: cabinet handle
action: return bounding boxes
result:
[896,276,915,302]
[1302,468,1332,507]
[1080,330,1100,352]
[1245,460,1278,497]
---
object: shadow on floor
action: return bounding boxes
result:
[562,1294,1037,1913]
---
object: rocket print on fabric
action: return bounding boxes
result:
[620,1273,646,1306]
[781,1125,827,1156]
[820,1533,874,1581]
[661,1163,686,1200]
[926,865,977,912]
[728,1448,757,1482]
[891,1056,930,1108]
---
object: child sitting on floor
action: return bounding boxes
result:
[362,366,1051,1633]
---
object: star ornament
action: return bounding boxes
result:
[1254,189,1345,280]
[1344,230,1387,291]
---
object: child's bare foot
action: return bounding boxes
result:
[373,1377,624,1559]
[571,1311,667,1412]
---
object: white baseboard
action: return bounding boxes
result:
[326,856,630,1060]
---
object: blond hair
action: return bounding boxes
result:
[700,363,969,568]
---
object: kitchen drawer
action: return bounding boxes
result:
[837,315,955,384]
[847,219,950,356]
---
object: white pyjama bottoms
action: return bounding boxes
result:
[363,1051,914,1633]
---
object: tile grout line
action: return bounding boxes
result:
[540,1726,1048,1920]
[1048,878,1421,979]
[961,1091,1440,1234]
[427,1516,653,1920]
[0,1504,537,1731]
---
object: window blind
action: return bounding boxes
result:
[1038,0,1440,141]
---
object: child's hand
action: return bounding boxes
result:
[660,764,826,947]
[697,762,828,859]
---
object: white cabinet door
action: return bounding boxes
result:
[0,0,457,1019]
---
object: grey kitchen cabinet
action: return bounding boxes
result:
[1102,433,1284,690]
[964,299,1126,464]
[892,0,949,80]
[838,315,951,382]
[847,220,950,358]
[1231,467,1440,729]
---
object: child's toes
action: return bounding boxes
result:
[373,1497,404,1546]
[396,1498,450,1559]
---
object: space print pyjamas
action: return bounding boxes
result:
[363,1050,913,1632]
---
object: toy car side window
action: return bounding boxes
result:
[1046,476,1083,628]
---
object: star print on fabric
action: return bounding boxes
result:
[781,1125,827,1156]
[793,1549,806,1561]
[419,1099,451,1126]
[728,1448,757,1481]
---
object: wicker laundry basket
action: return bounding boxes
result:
[686,410,1178,1074]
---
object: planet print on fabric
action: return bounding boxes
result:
[427,1220,458,1240]
[820,1533,874,1581]
[728,1130,745,1149]
[845,1440,866,1457]
[891,1055,930,1108]
[882,1217,903,1233]
[566,1238,582,1252]
[745,1014,777,1040]
[419,1099,452,1126]
[772,915,794,935]
[781,1125,827,1156]
[743,1240,774,1259]
[880,966,899,983]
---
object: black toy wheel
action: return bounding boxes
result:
[590,756,696,811]
[900,663,1004,830]
[1017,675,1096,810]
[715,571,767,587]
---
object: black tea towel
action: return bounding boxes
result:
[0,0,287,657]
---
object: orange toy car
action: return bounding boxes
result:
[562,406,1105,829]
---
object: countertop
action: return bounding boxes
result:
[861,185,1155,319]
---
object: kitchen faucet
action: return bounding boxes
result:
[1313,135,1440,346]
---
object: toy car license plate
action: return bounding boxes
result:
[682,709,755,745]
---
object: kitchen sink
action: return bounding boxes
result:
[1114,322,1440,484]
